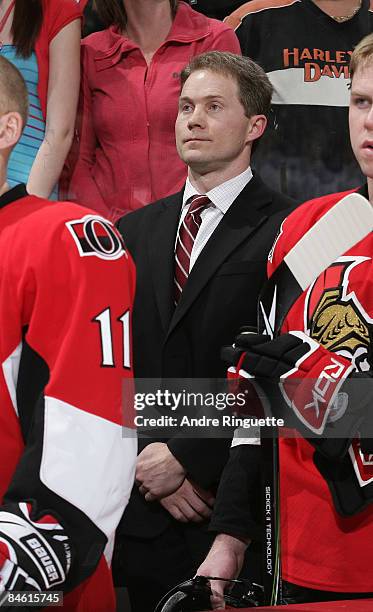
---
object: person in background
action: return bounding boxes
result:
[191,0,246,20]
[67,0,240,221]
[82,0,247,30]
[0,0,84,200]
[82,0,104,37]
[0,55,136,612]
[198,32,373,609]
[226,0,373,202]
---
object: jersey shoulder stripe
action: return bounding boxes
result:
[268,189,358,273]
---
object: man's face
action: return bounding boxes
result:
[349,63,373,180]
[175,69,255,174]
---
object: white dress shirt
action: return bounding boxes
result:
[177,167,253,271]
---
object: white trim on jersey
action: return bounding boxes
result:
[269,67,350,107]
[349,445,373,488]
[231,428,261,448]
[104,534,115,565]
[40,396,137,543]
[2,342,22,416]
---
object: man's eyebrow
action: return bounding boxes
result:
[179,94,226,103]
[350,90,372,98]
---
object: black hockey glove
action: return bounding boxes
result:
[0,502,71,604]
[223,330,373,516]
[314,438,373,516]
[223,330,371,458]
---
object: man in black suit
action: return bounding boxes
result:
[115,51,295,612]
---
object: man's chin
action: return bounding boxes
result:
[357,159,373,180]
[181,153,213,171]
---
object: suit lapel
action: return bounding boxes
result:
[167,175,273,338]
[148,192,182,331]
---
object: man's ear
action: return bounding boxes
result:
[0,111,23,150]
[245,114,267,144]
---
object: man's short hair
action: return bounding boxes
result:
[180,51,273,119]
[0,56,28,128]
[350,33,373,80]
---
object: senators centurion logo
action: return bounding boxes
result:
[66,215,126,261]
[305,257,372,371]
[305,256,373,487]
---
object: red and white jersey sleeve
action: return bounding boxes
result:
[0,190,137,607]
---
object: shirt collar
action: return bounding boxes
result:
[165,1,211,44]
[0,183,28,210]
[98,1,210,65]
[182,166,253,214]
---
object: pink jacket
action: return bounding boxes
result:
[68,1,240,221]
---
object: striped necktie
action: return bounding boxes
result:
[174,195,211,305]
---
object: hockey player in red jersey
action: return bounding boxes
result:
[197,32,373,607]
[0,57,137,610]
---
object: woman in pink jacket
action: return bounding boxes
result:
[68,0,240,221]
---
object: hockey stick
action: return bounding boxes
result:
[259,192,373,338]
[257,192,373,606]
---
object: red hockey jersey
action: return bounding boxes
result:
[268,186,373,592]
[0,185,137,609]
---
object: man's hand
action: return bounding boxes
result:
[197,533,249,610]
[160,479,215,523]
[136,443,186,500]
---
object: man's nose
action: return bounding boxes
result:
[365,105,373,130]
[187,106,206,129]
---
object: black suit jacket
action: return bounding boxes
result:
[117,174,295,537]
